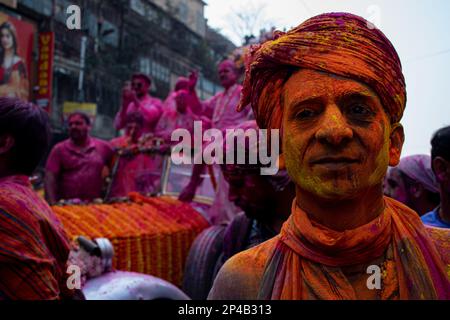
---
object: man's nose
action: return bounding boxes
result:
[315,104,353,146]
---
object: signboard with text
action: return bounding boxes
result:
[35,32,54,112]
[63,101,98,124]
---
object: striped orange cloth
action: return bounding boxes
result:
[52,193,209,287]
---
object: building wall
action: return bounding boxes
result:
[149,0,206,37]
[5,0,231,140]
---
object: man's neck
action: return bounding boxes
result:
[223,83,236,93]
[296,184,385,231]
[71,136,89,148]
[137,93,150,101]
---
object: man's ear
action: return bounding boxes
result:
[388,123,404,167]
[277,153,286,170]
[432,156,449,183]
[0,134,15,155]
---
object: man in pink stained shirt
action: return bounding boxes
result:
[114,73,163,134]
[178,60,254,224]
[203,60,253,129]
[45,112,113,204]
[155,71,210,144]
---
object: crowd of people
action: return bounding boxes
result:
[0,11,448,300]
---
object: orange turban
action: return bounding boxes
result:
[238,12,407,131]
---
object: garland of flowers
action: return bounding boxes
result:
[52,195,210,287]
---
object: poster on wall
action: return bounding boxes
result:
[0,12,36,100]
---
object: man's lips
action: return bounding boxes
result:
[310,156,361,169]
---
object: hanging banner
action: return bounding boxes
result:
[35,32,54,112]
[0,12,35,100]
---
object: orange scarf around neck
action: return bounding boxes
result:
[258,197,449,300]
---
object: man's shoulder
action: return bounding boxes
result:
[53,139,70,149]
[91,137,110,146]
[229,236,277,268]
[144,96,163,108]
[109,136,127,148]
[421,211,435,223]
[49,139,71,155]
[385,196,423,221]
[208,237,278,300]
[426,225,450,240]
[91,138,113,157]
[0,181,44,228]
[426,225,450,274]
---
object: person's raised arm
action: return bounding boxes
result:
[178,163,206,203]
[114,84,134,130]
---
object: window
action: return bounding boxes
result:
[139,57,151,75]
[179,3,188,23]
[20,0,53,16]
[130,0,145,16]
[196,11,205,34]
[100,20,118,47]
[152,61,170,83]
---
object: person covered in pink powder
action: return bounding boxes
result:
[155,71,209,144]
[108,112,161,198]
[114,73,163,134]
[384,154,440,216]
[45,112,113,204]
[178,59,254,225]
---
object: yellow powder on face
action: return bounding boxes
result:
[368,123,391,186]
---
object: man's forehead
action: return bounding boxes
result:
[283,69,378,105]
[68,115,85,123]
[218,61,235,71]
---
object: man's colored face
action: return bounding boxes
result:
[218,62,239,89]
[175,78,189,92]
[68,115,89,141]
[282,69,399,200]
[125,121,143,142]
[384,167,409,204]
[175,90,188,113]
[223,166,275,220]
[132,77,149,97]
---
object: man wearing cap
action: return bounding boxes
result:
[209,13,449,300]
[114,73,163,134]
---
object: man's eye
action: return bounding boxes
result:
[295,109,316,120]
[349,104,372,116]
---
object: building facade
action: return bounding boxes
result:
[0,0,234,139]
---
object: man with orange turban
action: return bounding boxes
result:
[209,13,449,300]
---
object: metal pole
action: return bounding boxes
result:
[78,35,88,101]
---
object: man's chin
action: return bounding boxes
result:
[301,180,362,201]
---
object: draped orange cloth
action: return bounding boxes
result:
[258,197,449,300]
[238,12,406,131]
